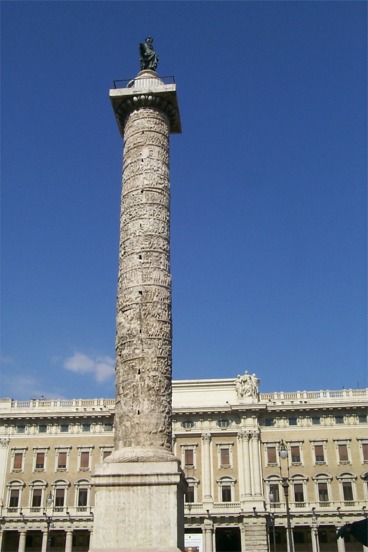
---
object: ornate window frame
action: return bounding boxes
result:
[77,446,94,472]
[50,478,70,512]
[290,473,308,506]
[217,442,234,469]
[6,479,25,511]
[11,447,27,472]
[54,446,71,472]
[28,479,47,510]
[181,443,198,469]
[185,476,199,503]
[336,472,357,504]
[32,447,50,472]
[333,439,352,465]
[312,472,332,505]
[357,438,368,464]
[75,478,92,511]
[310,440,328,465]
[216,475,236,503]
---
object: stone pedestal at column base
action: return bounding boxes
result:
[90,459,186,552]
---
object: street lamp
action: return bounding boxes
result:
[269,493,276,552]
[279,441,295,552]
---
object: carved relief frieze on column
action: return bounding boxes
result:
[201,432,213,502]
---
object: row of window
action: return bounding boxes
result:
[7,479,91,510]
[14,422,113,434]
[262,414,367,426]
[184,472,368,504]
[179,414,368,430]
[11,447,113,473]
[265,440,368,466]
[266,473,367,506]
[180,440,368,470]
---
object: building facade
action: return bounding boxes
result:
[0,375,367,552]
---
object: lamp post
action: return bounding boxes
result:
[269,493,277,552]
[279,441,294,552]
[44,492,53,552]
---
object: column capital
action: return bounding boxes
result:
[202,432,212,443]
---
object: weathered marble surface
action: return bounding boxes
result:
[114,106,173,454]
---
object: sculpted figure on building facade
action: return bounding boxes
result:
[139,37,159,71]
[235,371,259,401]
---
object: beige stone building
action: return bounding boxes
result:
[0,375,367,552]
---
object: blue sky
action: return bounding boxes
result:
[1,1,366,400]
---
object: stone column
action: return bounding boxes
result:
[0,531,3,552]
[240,523,246,552]
[91,67,186,552]
[251,432,262,496]
[311,526,319,552]
[242,433,252,497]
[65,530,73,552]
[202,433,213,503]
[203,520,214,552]
[337,536,346,552]
[18,531,26,552]
[237,432,245,500]
[41,530,48,552]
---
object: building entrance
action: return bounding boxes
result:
[215,527,241,552]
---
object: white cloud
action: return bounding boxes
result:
[1,374,64,400]
[64,353,114,383]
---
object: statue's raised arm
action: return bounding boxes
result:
[139,36,159,71]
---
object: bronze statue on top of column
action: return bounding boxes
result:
[139,36,159,71]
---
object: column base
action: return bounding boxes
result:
[90,459,187,552]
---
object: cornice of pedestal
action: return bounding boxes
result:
[110,70,181,136]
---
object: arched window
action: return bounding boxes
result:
[312,473,332,506]
[290,474,308,506]
[185,477,199,504]
[264,475,281,506]
[50,479,70,512]
[29,479,47,510]
[6,479,25,511]
[217,476,236,503]
[75,479,92,510]
[337,472,357,505]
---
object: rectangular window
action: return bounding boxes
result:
[184,449,194,467]
[269,483,280,503]
[80,451,90,469]
[362,443,368,462]
[9,489,19,508]
[220,448,230,466]
[55,488,65,507]
[60,424,69,433]
[221,485,232,502]
[82,424,90,432]
[289,417,297,426]
[17,425,25,434]
[38,425,47,433]
[338,444,349,462]
[359,415,367,423]
[342,482,353,502]
[314,445,325,462]
[294,483,304,503]
[32,489,42,507]
[13,452,23,470]
[78,489,88,507]
[103,423,113,431]
[318,482,329,502]
[57,452,67,469]
[291,445,301,463]
[267,446,277,464]
[185,486,194,503]
[35,452,45,469]
[335,416,344,424]
[312,417,320,425]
